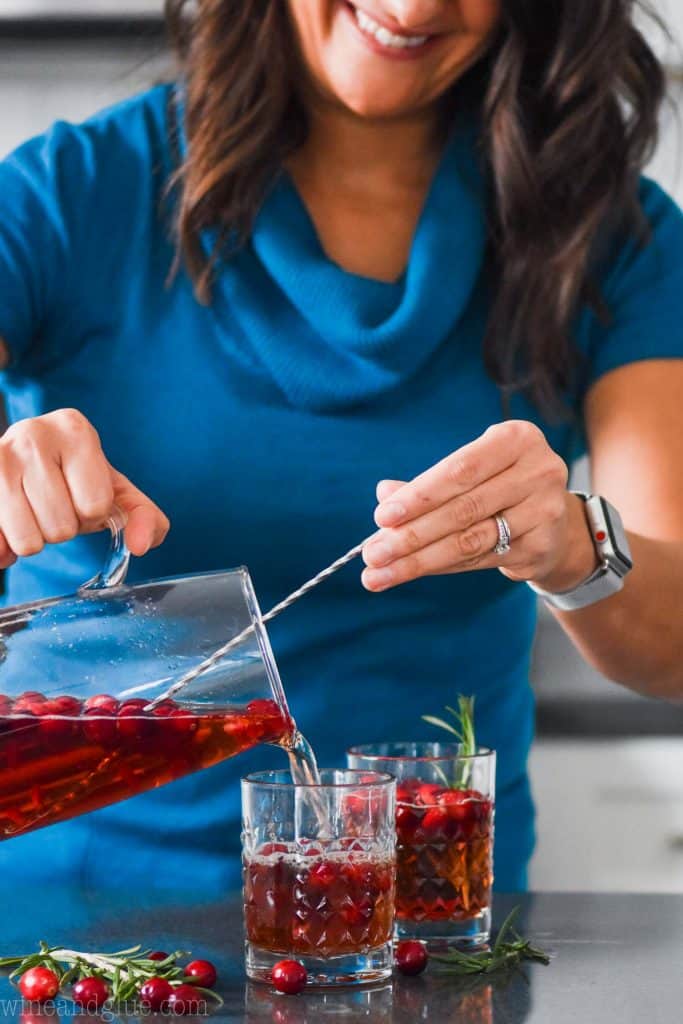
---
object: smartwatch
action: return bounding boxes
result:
[528,492,633,611]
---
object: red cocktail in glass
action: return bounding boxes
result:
[242,769,396,986]
[348,743,495,950]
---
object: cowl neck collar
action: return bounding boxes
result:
[176,91,488,411]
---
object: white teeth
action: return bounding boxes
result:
[354,7,428,49]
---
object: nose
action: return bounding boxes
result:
[380,0,446,31]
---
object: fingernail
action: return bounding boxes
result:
[365,541,393,567]
[376,502,406,526]
[363,567,394,590]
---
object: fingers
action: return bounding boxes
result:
[0,531,17,570]
[0,409,170,563]
[362,494,564,591]
[112,469,170,557]
[0,447,44,556]
[374,421,545,528]
[364,466,529,569]
[376,479,405,502]
[58,412,115,528]
[362,502,524,591]
[22,448,80,544]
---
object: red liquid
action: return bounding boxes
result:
[395,781,493,922]
[243,845,395,957]
[0,692,291,839]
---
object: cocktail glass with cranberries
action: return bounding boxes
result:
[242,769,396,987]
[347,743,495,950]
[0,543,301,839]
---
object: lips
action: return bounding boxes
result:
[345,2,440,53]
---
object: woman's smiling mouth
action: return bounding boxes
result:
[343,2,441,58]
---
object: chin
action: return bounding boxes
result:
[329,76,425,120]
[341,96,414,118]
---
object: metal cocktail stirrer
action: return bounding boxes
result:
[148,536,374,709]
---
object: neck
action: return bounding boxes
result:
[290,98,444,193]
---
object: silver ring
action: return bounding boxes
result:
[493,514,511,555]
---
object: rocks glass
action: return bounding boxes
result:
[241,769,396,986]
[347,743,495,950]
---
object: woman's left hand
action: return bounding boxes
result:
[362,420,599,593]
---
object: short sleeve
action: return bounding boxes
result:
[581,177,683,390]
[0,123,77,366]
[0,85,174,373]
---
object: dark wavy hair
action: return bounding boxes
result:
[165,0,667,415]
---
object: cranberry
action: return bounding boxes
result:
[271,960,307,995]
[12,692,45,715]
[151,700,176,716]
[246,698,280,717]
[83,694,119,713]
[0,695,13,732]
[396,780,420,804]
[421,806,451,836]
[308,860,338,888]
[475,798,494,824]
[436,789,468,807]
[167,984,205,1015]
[222,715,255,745]
[82,706,118,746]
[183,959,217,988]
[148,951,170,962]
[72,976,110,1010]
[51,695,81,716]
[139,977,173,1011]
[14,690,45,705]
[19,967,60,1002]
[395,940,428,976]
[117,699,152,741]
[416,783,442,806]
[39,697,80,744]
[395,804,420,838]
[340,895,374,926]
[166,708,199,738]
[259,843,288,857]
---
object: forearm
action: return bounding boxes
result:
[545,530,683,699]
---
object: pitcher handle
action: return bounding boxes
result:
[78,506,131,593]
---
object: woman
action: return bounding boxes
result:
[0,0,682,893]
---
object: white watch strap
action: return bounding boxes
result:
[528,565,625,611]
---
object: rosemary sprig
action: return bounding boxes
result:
[422,694,477,788]
[0,944,223,1007]
[430,906,550,975]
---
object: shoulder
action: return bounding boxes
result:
[600,177,683,301]
[0,83,177,217]
[574,177,683,399]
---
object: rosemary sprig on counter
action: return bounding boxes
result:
[0,943,223,1006]
[430,907,550,975]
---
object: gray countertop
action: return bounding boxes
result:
[0,888,681,1023]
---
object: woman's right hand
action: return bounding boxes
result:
[0,408,170,570]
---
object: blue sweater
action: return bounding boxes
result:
[1,85,683,892]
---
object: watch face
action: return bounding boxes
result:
[597,498,633,572]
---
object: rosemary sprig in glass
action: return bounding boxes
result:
[422,694,477,788]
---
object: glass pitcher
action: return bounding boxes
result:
[0,514,295,840]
